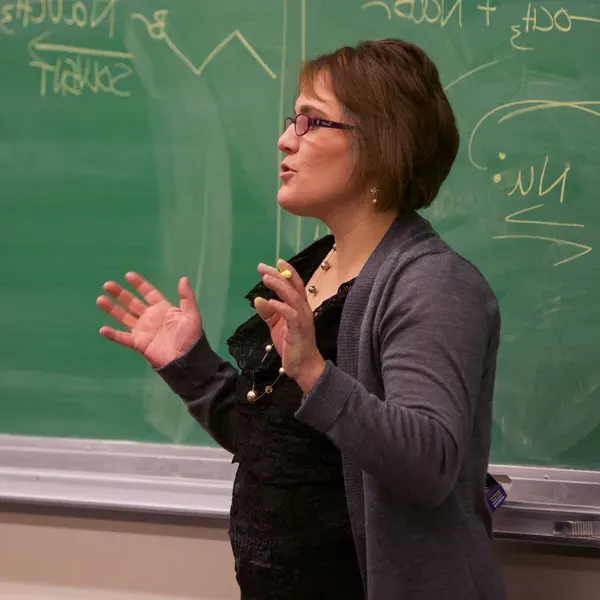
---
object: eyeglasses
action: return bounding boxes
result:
[284,114,354,136]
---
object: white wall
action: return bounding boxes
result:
[0,511,237,600]
[495,541,600,600]
[1,511,599,600]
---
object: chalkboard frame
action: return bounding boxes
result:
[1,435,599,547]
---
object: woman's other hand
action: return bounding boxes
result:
[255,260,326,393]
[96,272,202,369]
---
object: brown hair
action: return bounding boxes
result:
[299,39,459,213]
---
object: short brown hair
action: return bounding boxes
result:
[299,39,459,213]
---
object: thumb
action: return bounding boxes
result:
[178,277,200,321]
[254,296,278,328]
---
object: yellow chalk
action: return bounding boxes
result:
[279,269,292,279]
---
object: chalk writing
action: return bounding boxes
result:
[492,234,592,266]
[0,0,116,38]
[476,0,496,26]
[510,3,600,51]
[4,1,278,99]
[359,0,599,52]
[470,99,598,267]
[494,153,576,214]
[28,31,133,97]
[362,0,464,28]
[490,152,591,266]
[131,9,277,79]
[503,203,581,228]
[469,100,600,171]
[443,59,501,92]
[497,155,571,205]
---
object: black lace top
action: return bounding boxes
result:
[226,235,364,600]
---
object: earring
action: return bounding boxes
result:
[370,187,378,204]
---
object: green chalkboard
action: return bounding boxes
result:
[1,0,599,470]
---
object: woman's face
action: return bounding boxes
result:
[277,74,358,220]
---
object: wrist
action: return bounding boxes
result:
[295,355,326,394]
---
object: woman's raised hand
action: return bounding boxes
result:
[254,259,326,393]
[96,272,202,369]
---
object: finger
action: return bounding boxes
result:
[260,273,303,309]
[258,263,303,309]
[103,281,147,317]
[99,326,135,349]
[178,277,200,320]
[96,295,137,330]
[265,298,298,323]
[276,259,305,297]
[254,296,280,329]
[124,271,167,306]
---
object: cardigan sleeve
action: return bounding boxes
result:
[295,252,499,507]
[155,333,240,454]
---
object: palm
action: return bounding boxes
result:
[132,302,200,367]
[97,272,202,368]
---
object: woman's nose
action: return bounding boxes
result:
[278,123,298,154]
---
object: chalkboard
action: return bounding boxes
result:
[1,0,599,470]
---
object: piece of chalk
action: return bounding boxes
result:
[280,269,292,279]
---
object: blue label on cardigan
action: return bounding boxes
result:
[485,473,507,512]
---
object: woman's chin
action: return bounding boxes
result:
[277,190,314,217]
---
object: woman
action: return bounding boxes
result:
[97,39,506,599]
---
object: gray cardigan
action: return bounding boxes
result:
[158,211,507,599]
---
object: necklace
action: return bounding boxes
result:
[307,243,336,295]
[246,242,336,403]
[246,343,285,402]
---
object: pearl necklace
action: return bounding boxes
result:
[246,243,336,403]
[308,243,336,295]
[246,343,286,402]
